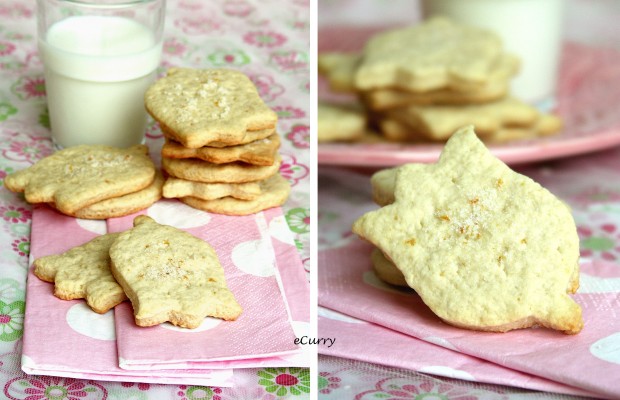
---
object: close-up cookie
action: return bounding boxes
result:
[162,155,281,184]
[371,248,409,287]
[355,17,506,92]
[180,173,291,216]
[163,176,262,201]
[145,68,278,148]
[318,103,367,142]
[5,144,156,215]
[352,126,583,334]
[33,233,126,314]
[161,133,280,166]
[109,215,243,328]
[370,167,398,206]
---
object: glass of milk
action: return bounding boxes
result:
[420,0,563,110]
[37,0,165,149]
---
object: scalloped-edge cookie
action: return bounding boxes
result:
[162,155,281,184]
[145,68,277,149]
[371,248,409,287]
[355,17,506,92]
[180,173,290,216]
[162,133,280,166]
[34,233,126,314]
[353,126,582,334]
[56,171,164,220]
[163,176,262,201]
[318,103,367,142]
[110,215,243,328]
[5,144,156,215]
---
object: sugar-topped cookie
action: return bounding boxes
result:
[110,215,242,328]
[353,126,582,334]
[145,68,278,148]
[5,144,156,215]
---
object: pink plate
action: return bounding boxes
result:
[318,27,620,166]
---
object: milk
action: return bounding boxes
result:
[39,16,162,148]
[421,0,563,107]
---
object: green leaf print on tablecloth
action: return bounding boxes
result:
[258,368,311,397]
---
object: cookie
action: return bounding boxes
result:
[385,97,540,140]
[486,114,563,143]
[371,167,398,206]
[145,68,278,148]
[180,173,290,216]
[318,52,360,93]
[163,176,262,201]
[160,124,276,149]
[5,145,156,215]
[33,233,126,314]
[162,155,281,184]
[109,215,243,328]
[63,171,164,220]
[355,17,506,92]
[318,103,366,142]
[161,133,280,166]
[352,126,582,334]
[371,248,409,287]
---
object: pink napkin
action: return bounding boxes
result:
[318,315,601,398]
[24,205,233,386]
[319,240,620,399]
[106,200,309,370]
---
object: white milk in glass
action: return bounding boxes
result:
[40,16,162,148]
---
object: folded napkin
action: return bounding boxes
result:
[318,313,601,398]
[107,201,309,370]
[24,200,310,384]
[23,205,233,386]
[319,240,620,399]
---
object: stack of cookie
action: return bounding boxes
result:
[145,68,290,216]
[318,17,562,143]
[4,144,163,219]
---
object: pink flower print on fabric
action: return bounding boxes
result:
[354,378,500,400]
[243,31,287,48]
[175,15,221,35]
[0,3,33,19]
[11,75,46,101]
[318,371,341,395]
[257,368,310,397]
[11,237,29,257]
[223,0,255,17]
[163,37,188,56]
[578,223,620,261]
[122,382,150,391]
[176,385,222,400]
[2,136,52,163]
[4,376,108,400]
[207,49,250,67]
[279,154,309,186]
[248,73,284,102]
[0,41,16,56]
[269,50,308,73]
[285,124,309,149]
[0,205,32,223]
[272,106,305,120]
[0,301,24,342]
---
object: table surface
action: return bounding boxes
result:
[317,0,620,399]
[0,0,309,399]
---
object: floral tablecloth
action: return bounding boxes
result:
[0,0,310,399]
